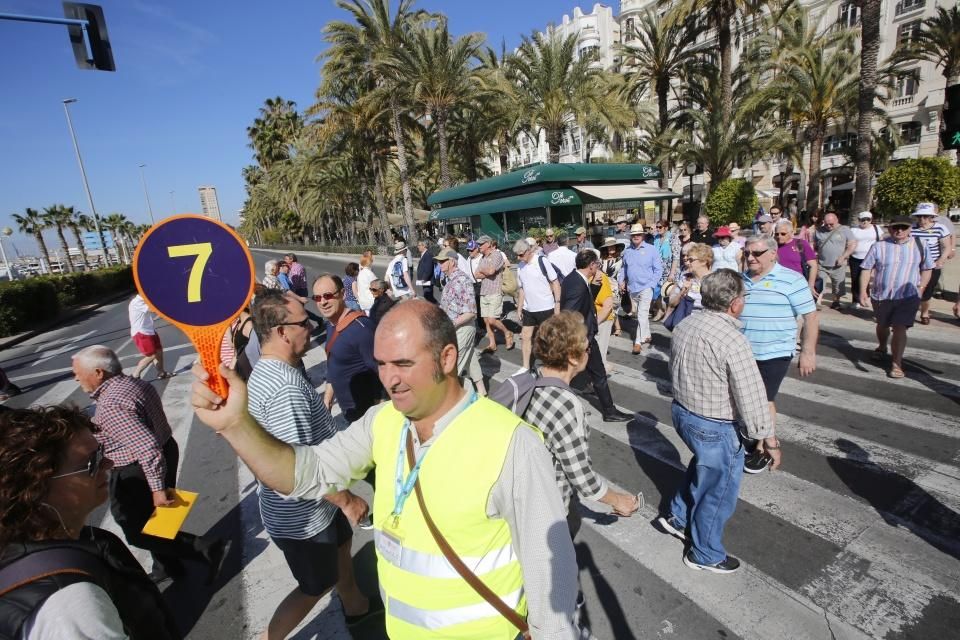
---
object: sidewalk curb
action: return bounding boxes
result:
[0,288,134,352]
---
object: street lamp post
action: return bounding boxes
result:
[0,227,14,281]
[685,162,697,224]
[62,98,106,267]
[138,163,156,224]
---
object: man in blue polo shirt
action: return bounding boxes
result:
[739,234,819,473]
[618,223,663,355]
[313,274,386,426]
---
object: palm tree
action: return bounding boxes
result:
[246,97,302,170]
[476,45,525,173]
[399,20,484,188]
[41,205,75,273]
[64,207,92,270]
[852,0,882,213]
[93,214,110,266]
[619,8,705,186]
[508,31,631,163]
[12,208,52,274]
[323,0,432,246]
[103,213,131,264]
[890,5,960,162]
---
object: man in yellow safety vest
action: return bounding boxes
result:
[190,299,580,639]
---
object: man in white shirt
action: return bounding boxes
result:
[849,211,883,309]
[513,239,561,372]
[386,241,414,299]
[547,235,578,278]
[128,294,171,379]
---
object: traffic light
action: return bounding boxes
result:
[62,2,115,72]
[941,84,960,150]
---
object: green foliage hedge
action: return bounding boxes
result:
[874,157,960,218]
[0,266,133,337]
[705,179,759,229]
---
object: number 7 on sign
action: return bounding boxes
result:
[167,242,213,303]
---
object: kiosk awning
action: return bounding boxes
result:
[573,183,679,201]
[429,188,582,221]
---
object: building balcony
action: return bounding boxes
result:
[892,145,920,160]
[892,95,915,108]
[894,0,925,18]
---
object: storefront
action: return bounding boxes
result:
[427,163,678,245]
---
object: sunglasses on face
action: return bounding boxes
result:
[277,317,311,329]
[52,444,105,479]
[775,231,791,236]
[746,249,770,258]
[312,292,340,302]
[890,226,911,232]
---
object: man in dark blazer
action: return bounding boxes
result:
[560,249,634,422]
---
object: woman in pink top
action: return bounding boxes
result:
[775,220,820,300]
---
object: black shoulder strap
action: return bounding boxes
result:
[0,548,105,598]
[914,235,926,267]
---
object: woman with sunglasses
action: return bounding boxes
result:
[0,406,179,639]
[664,243,713,322]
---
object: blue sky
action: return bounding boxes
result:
[0,0,590,256]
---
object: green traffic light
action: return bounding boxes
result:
[952,131,960,145]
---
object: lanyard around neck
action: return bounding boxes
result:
[392,392,478,519]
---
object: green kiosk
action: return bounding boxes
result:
[427,163,679,244]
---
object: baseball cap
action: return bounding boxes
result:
[857,211,873,220]
[466,240,478,251]
[476,235,493,245]
[757,214,773,223]
[888,215,913,227]
[575,226,587,235]
[713,225,732,238]
[434,248,458,261]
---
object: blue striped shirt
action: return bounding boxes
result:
[911,223,949,262]
[248,358,338,539]
[740,264,816,360]
[861,237,935,300]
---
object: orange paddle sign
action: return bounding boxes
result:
[133,215,255,398]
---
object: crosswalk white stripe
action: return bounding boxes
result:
[8,343,195,384]
[22,379,84,408]
[817,332,960,367]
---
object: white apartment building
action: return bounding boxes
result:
[498,0,953,215]
[198,185,222,222]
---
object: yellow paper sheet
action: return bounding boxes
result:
[141,489,199,539]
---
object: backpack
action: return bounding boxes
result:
[537,255,565,284]
[489,371,571,418]
[391,258,408,290]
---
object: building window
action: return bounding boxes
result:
[823,133,858,156]
[624,18,635,42]
[895,0,925,17]
[579,45,600,61]
[896,70,920,97]
[572,135,581,153]
[897,20,921,45]
[838,3,860,27]
[899,121,922,144]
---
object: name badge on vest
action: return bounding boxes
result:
[379,525,403,566]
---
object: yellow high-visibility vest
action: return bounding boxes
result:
[371,396,531,639]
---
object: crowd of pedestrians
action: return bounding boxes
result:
[0,202,955,639]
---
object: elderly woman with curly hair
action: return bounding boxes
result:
[524,311,640,539]
[0,406,179,639]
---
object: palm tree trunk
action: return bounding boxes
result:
[34,233,53,274]
[547,129,562,164]
[71,228,90,270]
[436,111,452,189]
[372,159,390,241]
[498,133,510,173]
[55,226,74,273]
[389,95,418,246]
[806,137,825,214]
[717,9,734,129]
[852,0,881,218]
[95,216,109,266]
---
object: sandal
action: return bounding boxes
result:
[157,372,175,379]
[919,316,931,325]
[887,366,905,379]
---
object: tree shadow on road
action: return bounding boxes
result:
[827,438,960,561]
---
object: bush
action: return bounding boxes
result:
[0,266,133,337]
[875,156,960,218]
[705,179,759,228]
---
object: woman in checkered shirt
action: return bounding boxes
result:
[524,311,640,539]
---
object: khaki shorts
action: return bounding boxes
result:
[480,293,504,318]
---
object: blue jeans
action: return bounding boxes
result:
[668,401,745,565]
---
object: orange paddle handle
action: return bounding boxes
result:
[190,323,231,400]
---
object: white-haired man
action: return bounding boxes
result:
[513,238,561,372]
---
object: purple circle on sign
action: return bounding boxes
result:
[136,217,252,326]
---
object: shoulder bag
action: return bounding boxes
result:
[795,240,824,294]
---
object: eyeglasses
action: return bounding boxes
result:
[277,317,311,329]
[51,444,105,479]
[745,249,770,258]
[774,231,792,237]
[890,226,911,232]
[312,292,340,302]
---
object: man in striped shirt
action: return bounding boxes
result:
[739,234,818,472]
[246,290,375,637]
[859,216,935,379]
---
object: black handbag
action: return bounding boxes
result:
[796,240,824,294]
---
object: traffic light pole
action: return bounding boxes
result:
[0,4,114,71]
